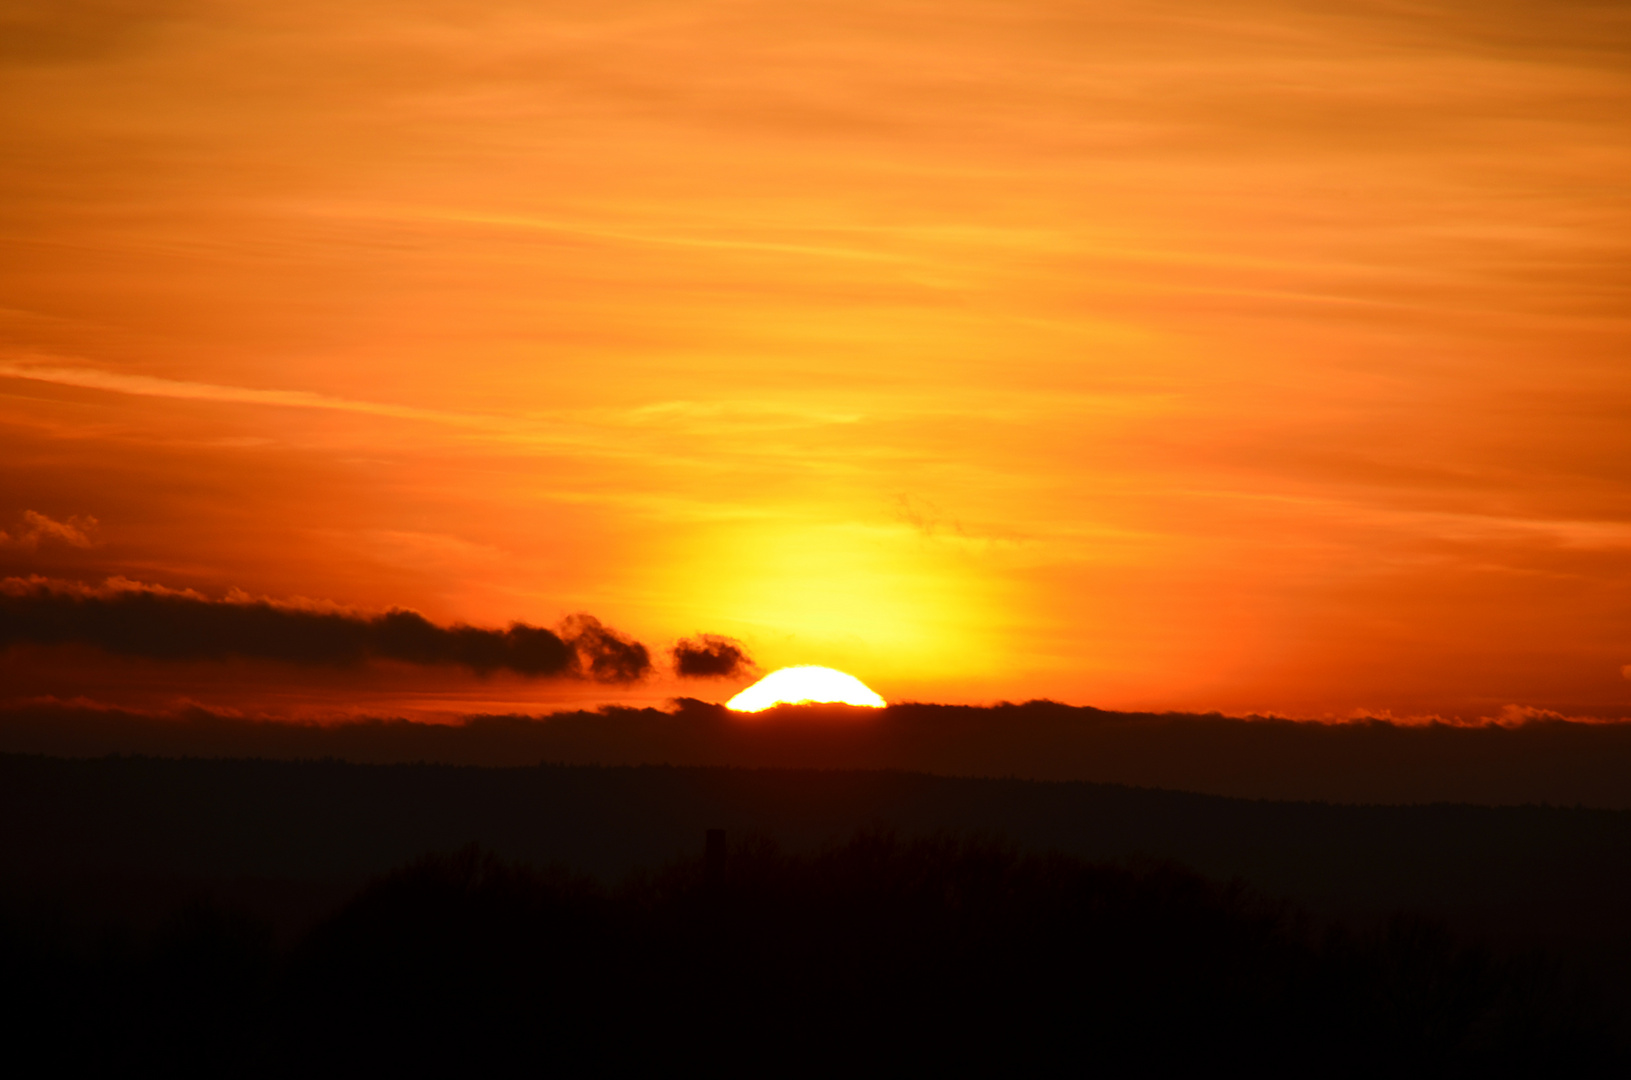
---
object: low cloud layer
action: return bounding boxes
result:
[672,634,756,678]
[0,578,650,681]
[2,699,1630,809]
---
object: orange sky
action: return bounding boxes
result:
[3,0,1629,720]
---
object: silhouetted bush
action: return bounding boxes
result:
[0,833,1621,1074]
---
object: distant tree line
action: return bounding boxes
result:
[0,832,1620,1074]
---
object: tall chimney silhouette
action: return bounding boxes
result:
[705,828,726,895]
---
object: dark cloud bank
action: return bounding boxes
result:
[0,579,755,681]
[6,698,1631,808]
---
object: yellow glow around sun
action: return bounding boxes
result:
[653,516,1014,692]
[726,666,887,712]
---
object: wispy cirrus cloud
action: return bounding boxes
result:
[0,358,501,427]
[0,511,99,551]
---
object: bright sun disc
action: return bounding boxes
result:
[726,666,887,712]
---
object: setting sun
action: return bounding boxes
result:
[726,666,887,712]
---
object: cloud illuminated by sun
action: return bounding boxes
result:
[726,666,886,711]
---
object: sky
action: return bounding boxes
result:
[2,0,1629,721]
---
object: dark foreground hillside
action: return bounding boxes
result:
[4,753,1631,950]
[2,753,1630,1071]
[4,835,1622,1075]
